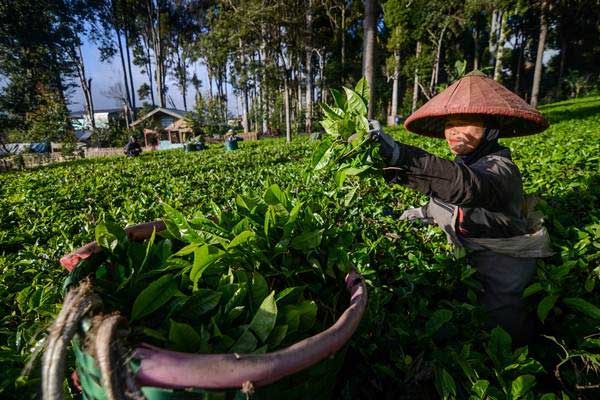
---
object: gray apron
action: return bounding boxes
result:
[423,198,553,342]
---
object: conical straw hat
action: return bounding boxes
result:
[404,70,548,138]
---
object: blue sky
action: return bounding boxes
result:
[68,37,239,115]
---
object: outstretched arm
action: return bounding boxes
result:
[383,143,519,211]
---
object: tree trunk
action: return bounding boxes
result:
[144,37,156,106]
[473,27,479,70]
[284,75,291,143]
[239,40,250,133]
[253,65,261,132]
[216,74,225,122]
[305,55,313,133]
[530,0,548,107]
[124,29,137,120]
[389,50,400,126]
[317,50,325,103]
[489,9,499,69]
[362,0,376,119]
[556,33,567,98]
[115,28,132,124]
[259,33,268,134]
[341,7,346,73]
[514,33,523,94]
[429,23,447,95]
[412,41,421,113]
[224,69,229,120]
[305,0,313,134]
[251,78,258,131]
[73,45,95,129]
[493,11,508,82]
[297,78,302,116]
[176,46,188,112]
[146,0,165,108]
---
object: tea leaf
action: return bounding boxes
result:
[563,297,600,320]
[249,291,277,342]
[169,319,202,352]
[511,375,536,399]
[131,275,179,321]
[537,294,559,323]
[190,245,224,285]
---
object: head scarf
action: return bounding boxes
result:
[454,128,506,165]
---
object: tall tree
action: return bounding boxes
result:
[530,0,548,107]
[170,1,201,112]
[493,10,508,81]
[383,0,407,125]
[0,0,87,138]
[69,45,95,128]
[362,0,377,119]
[411,41,421,112]
[305,0,314,134]
[145,0,168,108]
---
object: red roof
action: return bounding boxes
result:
[404,70,549,138]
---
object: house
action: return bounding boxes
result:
[130,107,189,149]
[74,130,94,144]
[69,108,126,130]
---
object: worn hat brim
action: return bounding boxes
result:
[404,71,549,138]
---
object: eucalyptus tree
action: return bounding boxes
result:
[95,0,140,123]
[382,0,427,112]
[65,0,104,129]
[530,0,549,107]
[382,0,408,125]
[168,0,204,111]
[200,10,233,121]
[140,0,171,108]
[305,0,314,133]
[362,0,377,119]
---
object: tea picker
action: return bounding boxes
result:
[124,137,142,157]
[225,129,243,151]
[367,70,553,344]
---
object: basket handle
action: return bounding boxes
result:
[132,270,367,390]
[60,220,166,271]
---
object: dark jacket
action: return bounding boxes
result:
[384,139,553,341]
[383,143,529,239]
[124,141,142,156]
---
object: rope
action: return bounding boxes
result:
[95,314,145,400]
[42,279,101,400]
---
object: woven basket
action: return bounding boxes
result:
[44,221,367,399]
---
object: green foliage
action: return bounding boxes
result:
[73,181,347,358]
[190,94,227,136]
[24,84,72,142]
[0,97,599,398]
[313,77,383,191]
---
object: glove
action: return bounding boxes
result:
[347,120,402,165]
[368,120,402,165]
[399,207,433,224]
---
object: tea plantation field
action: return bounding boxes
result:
[1,97,599,399]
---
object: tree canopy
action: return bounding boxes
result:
[1,0,598,142]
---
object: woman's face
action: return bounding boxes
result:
[444,116,486,155]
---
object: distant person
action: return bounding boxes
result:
[362,71,552,344]
[124,137,142,157]
[225,129,243,142]
[224,129,243,151]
